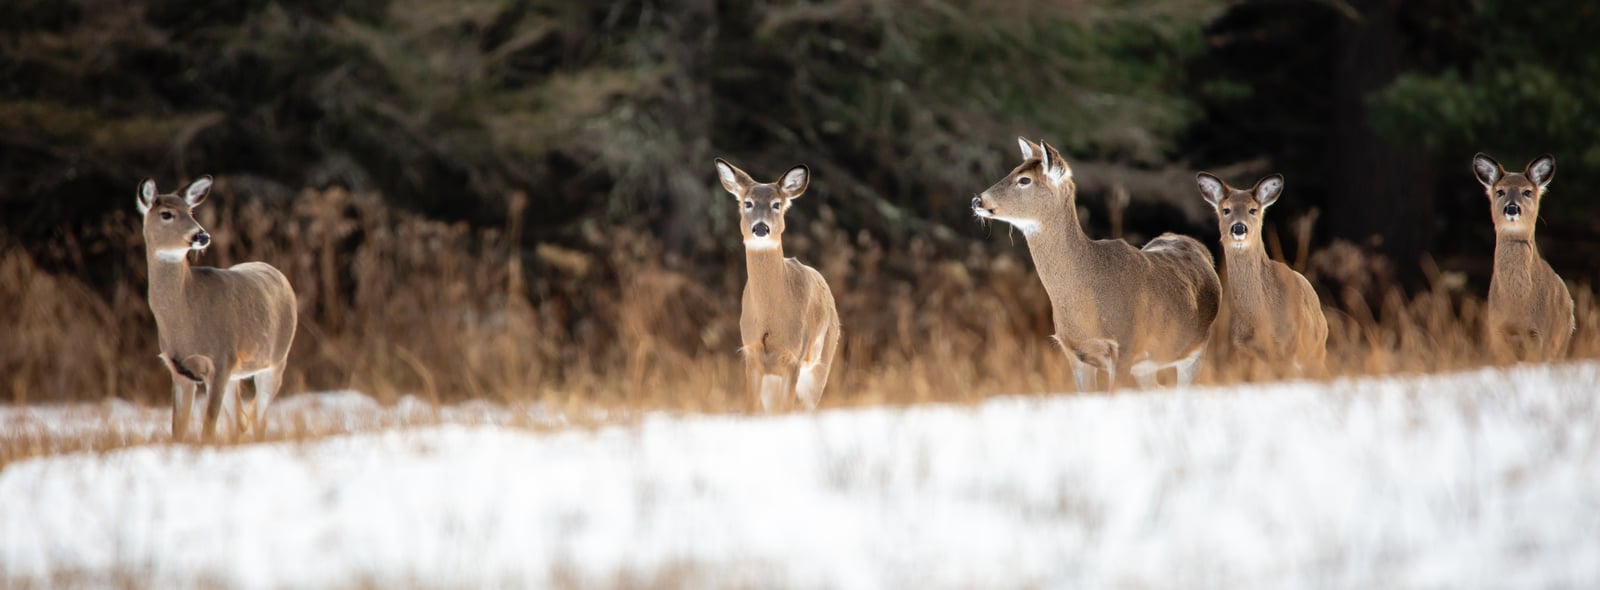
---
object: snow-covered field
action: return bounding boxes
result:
[2,364,1598,588]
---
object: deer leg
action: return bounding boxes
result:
[1175,347,1204,387]
[251,367,283,440]
[745,356,765,412]
[1131,366,1159,390]
[217,379,242,438]
[202,364,234,443]
[794,323,838,410]
[1065,338,1119,393]
[171,378,195,441]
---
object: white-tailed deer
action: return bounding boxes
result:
[972,138,1221,390]
[1196,172,1328,374]
[1472,153,1574,361]
[138,177,297,441]
[714,158,841,410]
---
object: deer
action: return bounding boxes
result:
[1472,153,1574,362]
[714,158,841,411]
[137,176,298,441]
[971,138,1221,391]
[1196,172,1328,376]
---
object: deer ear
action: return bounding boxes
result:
[183,175,213,208]
[1017,137,1041,161]
[1196,173,1226,207]
[1253,174,1284,208]
[1526,154,1555,189]
[779,164,810,199]
[1472,153,1503,188]
[1039,142,1071,186]
[137,179,156,215]
[714,158,754,197]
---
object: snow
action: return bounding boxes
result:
[3,363,1599,588]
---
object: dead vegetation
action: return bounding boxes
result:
[1,183,1596,464]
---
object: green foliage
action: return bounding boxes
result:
[0,0,1224,251]
[1370,0,1600,199]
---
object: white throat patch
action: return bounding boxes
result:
[992,216,1041,236]
[744,237,779,250]
[154,248,191,262]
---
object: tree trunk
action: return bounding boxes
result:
[1325,0,1435,288]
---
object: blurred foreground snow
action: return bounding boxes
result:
[3,364,1598,588]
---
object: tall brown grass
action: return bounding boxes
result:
[2,184,1596,418]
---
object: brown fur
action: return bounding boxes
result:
[138,177,297,441]
[715,159,841,410]
[972,138,1220,390]
[1472,153,1574,361]
[1197,172,1328,375]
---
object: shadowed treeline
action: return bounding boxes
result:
[3,0,1599,404]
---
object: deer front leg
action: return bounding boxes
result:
[171,378,195,441]
[202,360,234,442]
[1063,337,1119,393]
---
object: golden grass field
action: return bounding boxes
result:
[3,184,1597,467]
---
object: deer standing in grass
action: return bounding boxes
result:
[1472,153,1574,361]
[1196,172,1328,375]
[972,138,1220,390]
[715,159,841,410]
[138,177,297,441]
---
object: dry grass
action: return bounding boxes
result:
[2,184,1597,463]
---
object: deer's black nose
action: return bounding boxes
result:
[1230,223,1247,237]
[1503,203,1521,218]
[192,232,211,247]
[971,196,983,209]
[751,223,770,237]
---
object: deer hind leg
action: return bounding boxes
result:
[1174,347,1204,387]
[794,323,839,410]
[1129,354,1161,390]
[250,367,283,440]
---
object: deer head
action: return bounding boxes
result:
[971,137,1074,236]
[1197,172,1283,252]
[1473,153,1553,238]
[136,176,214,262]
[715,158,810,250]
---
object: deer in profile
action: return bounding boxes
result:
[971,138,1221,390]
[1472,153,1574,361]
[138,177,297,441]
[1196,172,1328,375]
[714,158,841,410]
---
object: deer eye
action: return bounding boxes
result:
[1018,177,1032,186]
[771,201,782,211]
[743,200,753,210]
[1496,189,1505,198]
[1221,208,1231,215]
[1522,189,1532,198]
[1249,208,1258,215]
[160,211,174,221]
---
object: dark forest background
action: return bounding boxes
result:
[5,0,1597,282]
[3,0,1599,404]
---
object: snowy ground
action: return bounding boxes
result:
[2,364,1598,589]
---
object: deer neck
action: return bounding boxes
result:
[146,249,194,317]
[1494,234,1540,280]
[1021,198,1091,297]
[744,244,791,304]
[1223,244,1274,313]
